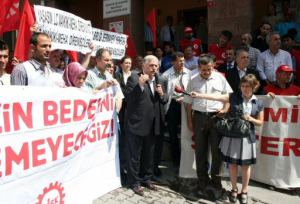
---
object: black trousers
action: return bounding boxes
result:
[166,100,181,166]
[126,131,155,187]
[193,111,222,189]
[153,126,165,168]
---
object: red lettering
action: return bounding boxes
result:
[12,102,33,131]
[32,139,46,167]
[44,101,58,126]
[87,123,97,143]
[101,120,110,139]
[74,131,86,151]
[5,143,29,176]
[63,133,74,157]
[47,136,62,161]
[97,122,101,140]
[261,136,280,156]
[73,99,87,122]
[99,94,110,112]
[60,100,71,123]
[291,105,298,123]
[264,108,287,122]
[87,99,97,119]
[3,104,10,132]
[283,138,300,156]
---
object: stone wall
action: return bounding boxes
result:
[207,0,254,47]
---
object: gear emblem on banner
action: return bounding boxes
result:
[37,181,65,204]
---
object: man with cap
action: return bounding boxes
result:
[264,64,300,96]
[179,27,202,57]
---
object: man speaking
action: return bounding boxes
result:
[124,55,167,196]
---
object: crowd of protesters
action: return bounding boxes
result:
[1,2,300,203]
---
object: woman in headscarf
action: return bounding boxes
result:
[63,62,88,88]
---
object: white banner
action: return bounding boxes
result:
[0,86,121,204]
[179,96,300,188]
[252,96,300,188]
[179,103,197,178]
[92,27,127,60]
[34,5,93,53]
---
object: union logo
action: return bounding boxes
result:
[37,182,65,204]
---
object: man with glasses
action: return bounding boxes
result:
[124,55,167,196]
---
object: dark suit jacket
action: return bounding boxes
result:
[218,62,236,75]
[124,72,167,136]
[226,65,264,95]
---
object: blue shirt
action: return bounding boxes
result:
[256,49,292,82]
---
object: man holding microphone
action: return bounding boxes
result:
[124,55,167,196]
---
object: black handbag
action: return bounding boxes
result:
[214,104,251,138]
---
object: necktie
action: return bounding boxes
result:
[169,26,174,42]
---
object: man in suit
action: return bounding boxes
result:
[218,47,235,74]
[226,48,263,94]
[124,55,167,196]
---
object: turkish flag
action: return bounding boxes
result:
[146,9,156,47]
[0,0,20,35]
[14,0,35,61]
[66,50,79,62]
[124,29,137,58]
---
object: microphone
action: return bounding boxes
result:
[174,85,190,96]
[154,73,160,85]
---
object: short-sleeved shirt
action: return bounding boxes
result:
[85,67,124,99]
[184,71,233,112]
[10,59,63,87]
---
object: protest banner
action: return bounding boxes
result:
[92,27,127,60]
[34,5,93,53]
[252,96,300,188]
[0,86,121,204]
[179,96,300,189]
[179,103,197,178]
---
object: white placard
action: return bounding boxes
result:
[109,21,124,33]
[92,27,127,60]
[103,0,131,19]
[34,5,93,53]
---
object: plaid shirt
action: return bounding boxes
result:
[248,46,260,70]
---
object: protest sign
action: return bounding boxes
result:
[0,86,121,203]
[34,5,93,53]
[92,27,127,59]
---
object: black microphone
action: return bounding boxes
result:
[154,73,160,86]
[174,85,190,96]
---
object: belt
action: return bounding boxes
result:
[193,110,218,117]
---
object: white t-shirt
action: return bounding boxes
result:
[0,73,11,85]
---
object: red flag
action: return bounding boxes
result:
[66,50,79,62]
[124,29,137,59]
[146,9,156,47]
[0,0,20,35]
[14,0,35,61]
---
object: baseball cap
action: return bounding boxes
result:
[184,27,193,33]
[276,65,293,74]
